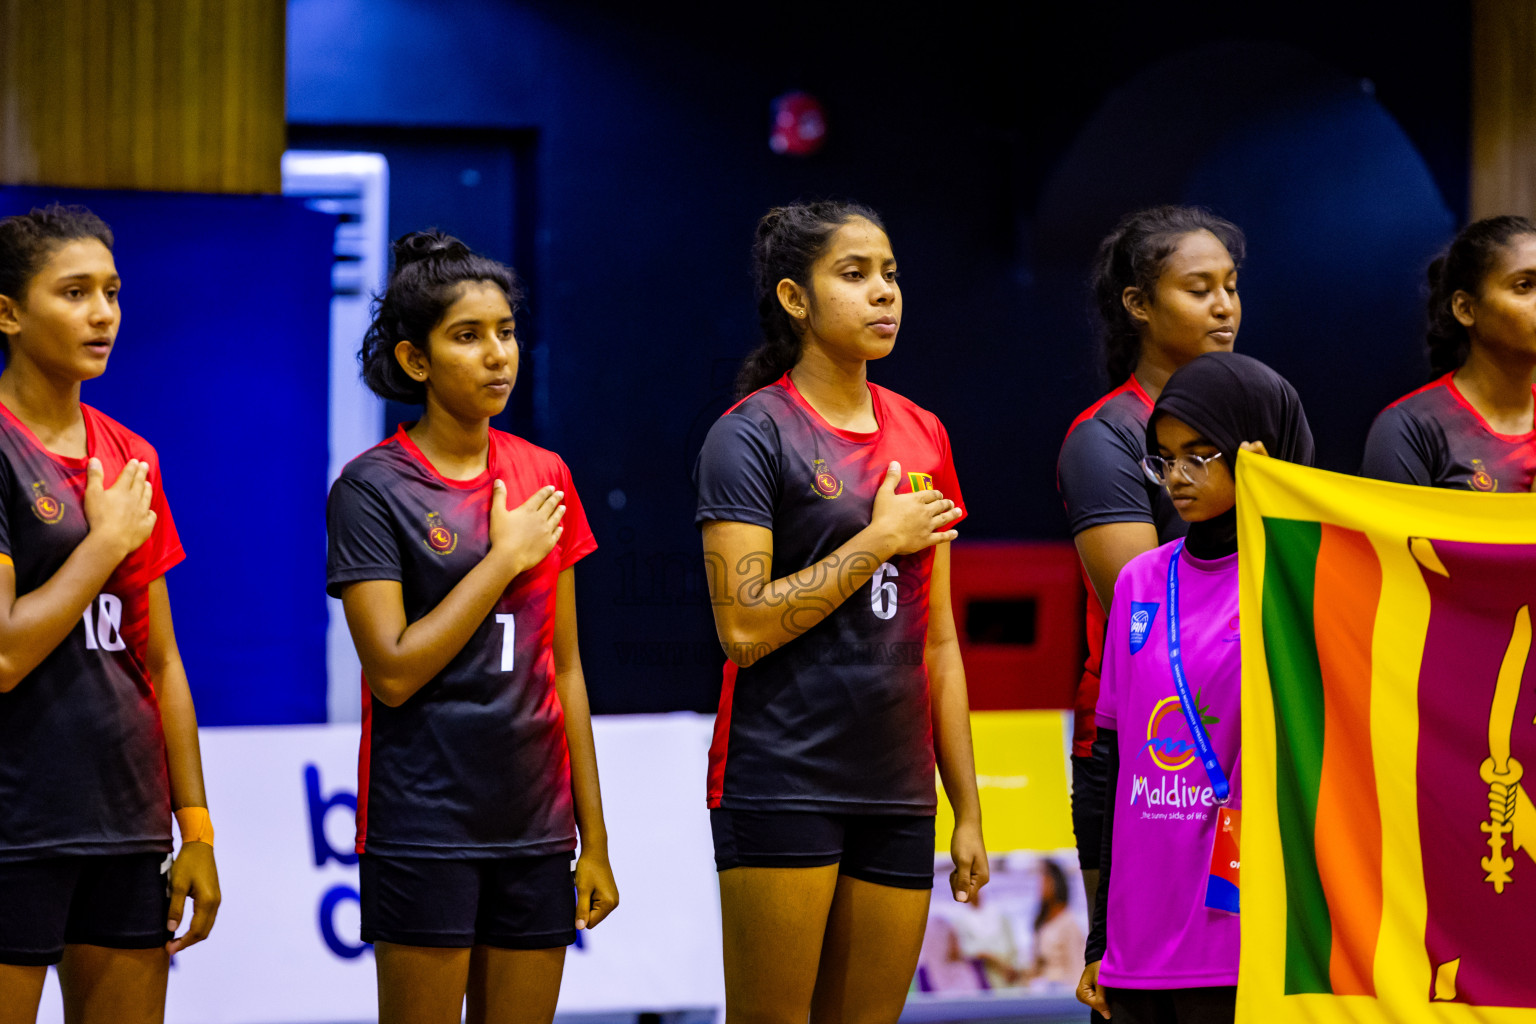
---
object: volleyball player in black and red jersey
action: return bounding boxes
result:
[1361,216,1536,490]
[0,205,220,1024]
[1056,206,1245,911]
[327,232,617,1024]
[694,201,987,1024]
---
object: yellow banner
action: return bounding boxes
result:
[936,709,1075,854]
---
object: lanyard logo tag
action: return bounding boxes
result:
[1129,602,1160,654]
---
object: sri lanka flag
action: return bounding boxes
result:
[1237,453,1536,1023]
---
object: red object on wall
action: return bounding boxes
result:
[949,541,1085,711]
[769,92,826,156]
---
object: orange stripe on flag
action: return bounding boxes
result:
[1312,524,1384,997]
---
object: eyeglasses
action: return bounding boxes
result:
[1140,452,1223,486]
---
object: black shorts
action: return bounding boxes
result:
[0,852,173,966]
[710,808,935,890]
[360,852,577,949]
[1103,985,1237,1024]
[1072,731,1112,872]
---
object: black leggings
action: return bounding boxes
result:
[1098,986,1237,1024]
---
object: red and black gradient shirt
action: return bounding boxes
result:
[0,402,181,862]
[1056,377,1186,758]
[693,374,964,815]
[1361,373,1536,491]
[326,426,596,858]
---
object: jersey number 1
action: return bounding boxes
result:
[81,593,127,652]
[496,613,516,671]
[871,562,899,621]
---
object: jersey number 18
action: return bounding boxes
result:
[81,593,127,652]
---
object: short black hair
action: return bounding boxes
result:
[1425,215,1536,377]
[360,230,523,404]
[0,204,115,358]
[1091,206,1246,386]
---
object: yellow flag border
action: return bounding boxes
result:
[1236,452,1536,1023]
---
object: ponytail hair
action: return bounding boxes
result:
[1425,215,1536,377]
[737,200,886,398]
[1090,205,1246,386]
[360,230,522,404]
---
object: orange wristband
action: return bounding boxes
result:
[174,806,215,847]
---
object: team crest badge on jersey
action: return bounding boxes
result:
[811,459,843,500]
[1129,601,1159,654]
[29,481,65,524]
[907,472,934,492]
[1470,458,1497,492]
[424,511,457,555]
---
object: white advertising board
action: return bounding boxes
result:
[38,714,725,1023]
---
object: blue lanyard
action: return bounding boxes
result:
[1166,540,1231,804]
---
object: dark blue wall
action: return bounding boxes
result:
[1034,43,1456,475]
[0,188,334,725]
[288,1,1470,713]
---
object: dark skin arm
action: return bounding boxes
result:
[551,567,619,930]
[926,541,989,903]
[0,458,153,692]
[702,460,961,667]
[1073,521,1159,616]
[340,482,565,707]
[147,576,221,953]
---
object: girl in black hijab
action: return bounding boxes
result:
[1078,352,1313,1023]
[1146,351,1316,560]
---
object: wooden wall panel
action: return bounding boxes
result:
[1472,0,1536,220]
[0,0,284,194]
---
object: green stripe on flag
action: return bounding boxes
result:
[1261,518,1333,994]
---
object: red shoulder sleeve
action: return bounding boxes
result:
[556,456,598,572]
[139,443,186,582]
[930,417,967,529]
[91,409,185,584]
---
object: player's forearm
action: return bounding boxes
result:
[0,535,123,692]
[1074,522,1159,616]
[929,638,982,826]
[555,666,609,852]
[364,557,516,706]
[710,525,898,667]
[155,652,209,810]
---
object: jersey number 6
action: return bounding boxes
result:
[871,562,899,621]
